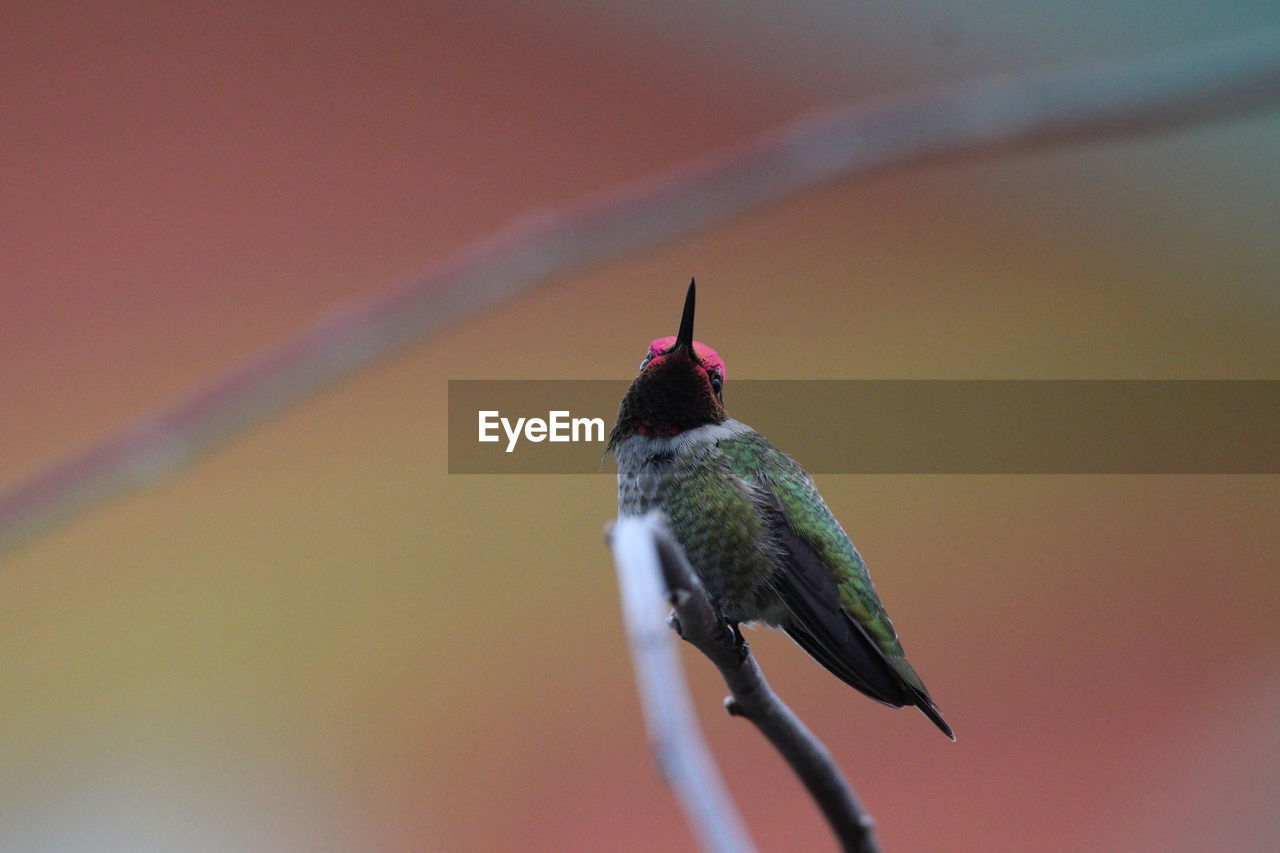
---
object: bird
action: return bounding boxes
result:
[608,279,953,739]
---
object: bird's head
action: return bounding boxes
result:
[609,280,727,449]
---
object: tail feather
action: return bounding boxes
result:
[908,686,955,741]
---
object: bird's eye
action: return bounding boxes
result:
[710,371,723,395]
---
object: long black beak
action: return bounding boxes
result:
[674,278,696,351]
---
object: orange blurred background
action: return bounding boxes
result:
[3,3,1278,851]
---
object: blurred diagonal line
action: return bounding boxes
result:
[3,31,1280,556]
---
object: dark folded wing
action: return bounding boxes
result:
[761,498,910,706]
[761,495,955,738]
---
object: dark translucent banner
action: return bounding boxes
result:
[448,380,1279,474]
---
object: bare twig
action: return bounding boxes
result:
[4,32,1280,555]
[608,516,757,853]
[610,512,879,853]
[651,521,880,853]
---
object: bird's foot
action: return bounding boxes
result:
[666,610,684,638]
[727,621,749,662]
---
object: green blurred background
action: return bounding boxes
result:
[3,2,1278,851]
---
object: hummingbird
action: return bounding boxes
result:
[609,280,953,739]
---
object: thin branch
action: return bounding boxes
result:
[650,523,880,853]
[608,516,757,853]
[5,32,1280,555]
[611,512,880,853]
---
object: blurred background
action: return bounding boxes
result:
[3,2,1278,851]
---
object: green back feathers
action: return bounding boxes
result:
[717,432,912,662]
